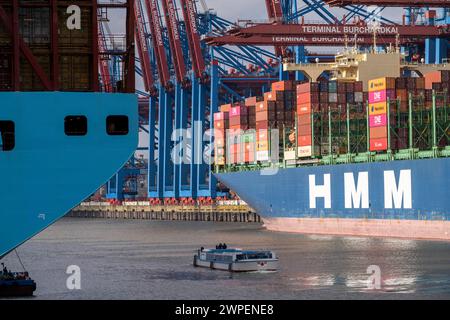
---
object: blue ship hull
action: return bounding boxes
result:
[216,158,450,240]
[0,92,138,258]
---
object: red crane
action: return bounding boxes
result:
[135,0,156,95]
[205,23,450,46]
[265,0,285,56]
[324,0,450,7]
[180,0,206,80]
[98,21,112,92]
[144,0,172,89]
[161,0,188,86]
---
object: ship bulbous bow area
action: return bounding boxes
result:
[0,92,138,258]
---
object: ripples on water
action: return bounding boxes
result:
[2,218,450,299]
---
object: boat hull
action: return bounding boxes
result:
[0,92,138,258]
[215,158,450,240]
[194,256,278,272]
[0,279,36,297]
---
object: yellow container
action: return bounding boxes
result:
[257,140,269,151]
[368,102,387,115]
[368,77,395,92]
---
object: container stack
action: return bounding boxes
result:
[213,74,449,166]
[368,77,394,151]
[213,109,229,165]
[296,82,318,157]
[295,80,366,157]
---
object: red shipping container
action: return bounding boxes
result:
[297,103,311,115]
[297,124,311,136]
[229,144,240,154]
[297,113,311,125]
[345,82,354,92]
[296,82,319,94]
[229,116,248,127]
[264,91,285,102]
[297,92,319,104]
[256,121,268,131]
[214,112,229,121]
[337,93,346,104]
[337,82,346,93]
[272,80,293,92]
[354,81,363,92]
[230,105,247,116]
[256,111,276,122]
[297,135,312,147]
[256,100,277,112]
[319,92,329,103]
[370,138,388,151]
[214,119,229,130]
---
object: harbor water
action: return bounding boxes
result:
[1,218,450,300]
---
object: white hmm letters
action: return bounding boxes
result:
[308,170,412,209]
[66,5,81,30]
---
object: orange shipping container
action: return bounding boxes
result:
[369,126,387,139]
[220,104,232,112]
[271,80,293,92]
[245,96,262,106]
[424,71,442,90]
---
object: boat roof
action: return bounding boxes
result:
[204,248,272,254]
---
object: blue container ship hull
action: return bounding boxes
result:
[0,92,138,259]
[216,158,450,240]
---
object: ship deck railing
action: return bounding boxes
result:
[216,147,450,173]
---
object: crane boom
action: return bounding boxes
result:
[135,0,155,94]
[144,0,171,89]
[266,0,285,57]
[180,0,206,79]
[161,0,188,85]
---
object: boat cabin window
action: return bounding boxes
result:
[65,116,87,136]
[0,120,15,151]
[107,115,129,135]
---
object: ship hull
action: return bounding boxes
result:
[0,92,138,258]
[215,158,450,240]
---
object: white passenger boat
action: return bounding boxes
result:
[193,248,278,272]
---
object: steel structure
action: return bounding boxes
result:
[105,0,448,202]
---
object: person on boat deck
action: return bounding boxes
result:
[1,263,7,274]
[223,243,227,249]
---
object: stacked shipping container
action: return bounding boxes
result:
[214,73,449,166]
[0,1,95,91]
[368,77,393,151]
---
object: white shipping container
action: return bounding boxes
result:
[297,146,312,158]
[329,93,338,103]
[354,92,364,103]
[256,150,270,161]
[284,150,296,160]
